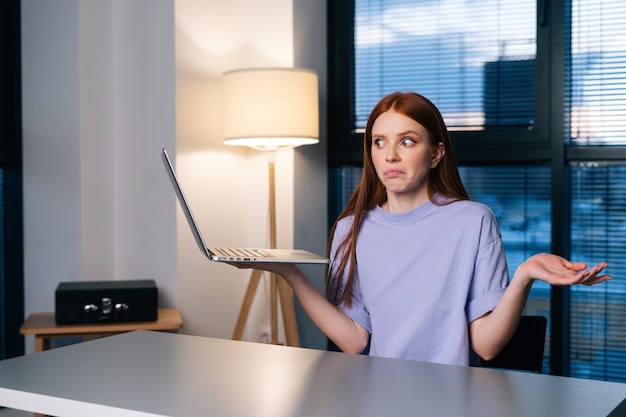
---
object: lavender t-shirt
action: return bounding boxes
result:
[331,197,509,366]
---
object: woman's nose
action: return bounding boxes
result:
[386,146,400,161]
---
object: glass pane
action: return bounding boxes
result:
[569,164,626,382]
[568,0,626,145]
[355,0,536,130]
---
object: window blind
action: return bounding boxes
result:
[569,164,626,382]
[354,0,536,130]
[569,0,626,146]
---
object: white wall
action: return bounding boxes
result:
[21,0,177,352]
[21,0,327,352]
[174,0,327,346]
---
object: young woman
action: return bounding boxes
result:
[230,92,610,366]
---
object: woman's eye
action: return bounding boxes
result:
[373,138,384,147]
[402,138,416,146]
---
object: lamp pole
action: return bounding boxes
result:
[268,154,279,344]
[231,151,300,347]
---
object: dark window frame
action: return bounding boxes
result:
[0,0,25,360]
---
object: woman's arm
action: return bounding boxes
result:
[470,254,610,361]
[228,262,370,354]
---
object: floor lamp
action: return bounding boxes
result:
[222,68,319,346]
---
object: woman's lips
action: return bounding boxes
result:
[384,168,404,178]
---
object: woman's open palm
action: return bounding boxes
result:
[521,253,610,287]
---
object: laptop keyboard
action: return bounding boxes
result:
[214,248,268,258]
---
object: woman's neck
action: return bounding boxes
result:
[381,192,431,213]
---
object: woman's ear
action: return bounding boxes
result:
[431,142,445,168]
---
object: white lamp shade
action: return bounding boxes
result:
[222,68,319,151]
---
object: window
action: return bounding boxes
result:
[354,1,537,131]
[328,0,626,381]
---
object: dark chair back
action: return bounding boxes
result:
[480,315,547,373]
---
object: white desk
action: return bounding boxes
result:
[0,330,625,417]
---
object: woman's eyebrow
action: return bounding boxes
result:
[373,129,420,138]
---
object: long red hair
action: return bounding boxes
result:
[326,92,469,306]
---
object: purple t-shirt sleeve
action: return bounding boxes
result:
[466,235,509,322]
[341,272,373,333]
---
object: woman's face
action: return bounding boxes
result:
[371,110,444,204]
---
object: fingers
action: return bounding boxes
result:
[586,262,609,277]
[569,261,589,271]
[577,263,611,286]
[583,274,612,286]
[579,270,611,285]
[549,262,610,287]
[569,261,608,277]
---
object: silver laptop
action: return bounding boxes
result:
[161,148,329,264]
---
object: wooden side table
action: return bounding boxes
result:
[20,307,183,352]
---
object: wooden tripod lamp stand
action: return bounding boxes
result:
[222,67,319,346]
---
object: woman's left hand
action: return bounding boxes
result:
[520,253,611,287]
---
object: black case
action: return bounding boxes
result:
[55,280,158,324]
